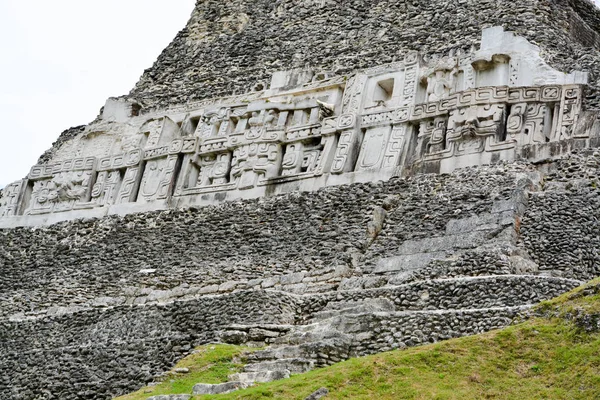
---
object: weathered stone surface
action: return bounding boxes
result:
[126,0,600,112]
[192,381,249,395]
[2,154,598,399]
[147,395,191,400]
[305,387,330,400]
[229,370,290,384]
[0,25,595,227]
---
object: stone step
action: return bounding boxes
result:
[247,339,351,365]
[147,395,191,400]
[228,370,290,384]
[311,298,395,321]
[244,358,315,374]
[192,381,249,395]
[220,323,295,344]
[270,323,354,346]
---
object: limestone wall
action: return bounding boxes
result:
[1,154,599,399]
[0,162,521,320]
[129,0,600,110]
[0,291,298,400]
[520,151,600,279]
[3,24,596,227]
[4,1,600,399]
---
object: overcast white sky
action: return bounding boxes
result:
[0,0,196,188]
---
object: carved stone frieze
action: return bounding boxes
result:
[2,27,594,224]
[0,181,24,217]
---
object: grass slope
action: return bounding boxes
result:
[116,279,600,400]
[116,345,257,400]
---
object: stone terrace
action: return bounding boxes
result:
[2,154,599,399]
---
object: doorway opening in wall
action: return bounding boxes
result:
[131,103,141,117]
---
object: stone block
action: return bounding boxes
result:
[248,328,283,341]
[374,252,446,274]
[261,276,280,288]
[491,200,516,214]
[281,283,308,294]
[147,395,191,400]
[192,381,249,395]
[497,210,517,226]
[398,232,485,255]
[305,388,329,400]
[219,281,239,292]
[221,330,248,345]
[280,272,306,285]
[445,213,499,234]
[338,277,365,290]
[198,285,220,295]
[229,370,290,384]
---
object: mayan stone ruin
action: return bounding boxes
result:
[3,0,600,399]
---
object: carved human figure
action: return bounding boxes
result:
[264,110,277,127]
[191,153,232,187]
[48,172,90,204]
[198,114,220,138]
[421,57,458,102]
[447,104,505,139]
[28,171,92,214]
[429,117,448,153]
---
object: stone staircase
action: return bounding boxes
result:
[182,267,581,397]
[148,187,585,398]
[144,268,581,399]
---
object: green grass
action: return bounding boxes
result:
[538,277,600,317]
[116,279,600,400]
[115,344,257,400]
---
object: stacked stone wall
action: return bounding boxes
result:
[1,155,600,399]
[520,150,600,280]
[0,164,525,319]
[129,0,600,110]
[0,291,298,400]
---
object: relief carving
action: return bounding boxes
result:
[1,27,590,224]
[189,153,232,187]
[0,182,23,217]
[27,171,93,214]
[420,57,458,102]
[231,143,282,189]
[91,170,122,207]
[446,104,505,154]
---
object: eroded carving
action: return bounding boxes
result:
[4,27,591,224]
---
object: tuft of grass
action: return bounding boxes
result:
[117,280,600,399]
[537,277,600,317]
[115,344,257,400]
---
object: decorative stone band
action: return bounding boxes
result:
[0,27,594,224]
